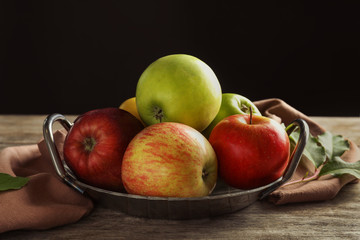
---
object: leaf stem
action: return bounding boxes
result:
[282,168,321,187]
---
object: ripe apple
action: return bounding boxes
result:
[119,97,145,125]
[121,122,218,198]
[136,54,222,132]
[209,114,290,190]
[63,108,144,191]
[202,93,262,138]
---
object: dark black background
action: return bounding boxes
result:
[1,1,359,116]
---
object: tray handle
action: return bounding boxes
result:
[43,113,85,194]
[259,118,309,200]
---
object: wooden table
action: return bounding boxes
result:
[1,115,360,239]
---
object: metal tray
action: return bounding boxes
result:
[43,114,309,219]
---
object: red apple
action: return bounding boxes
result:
[209,114,290,190]
[63,108,144,191]
[121,122,218,198]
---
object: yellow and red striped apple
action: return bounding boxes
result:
[121,122,218,198]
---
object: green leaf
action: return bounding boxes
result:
[0,173,29,191]
[332,134,351,158]
[316,132,355,178]
[317,131,350,160]
[290,130,326,168]
[317,131,333,160]
[284,129,358,186]
[319,156,360,178]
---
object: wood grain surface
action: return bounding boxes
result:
[1,115,359,239]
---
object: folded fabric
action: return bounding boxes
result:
[0,131,93,233]
[0,98,359,233]
[254,98,360,204]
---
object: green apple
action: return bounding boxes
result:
[202,93,261,138]
[136,54,222,132]
[121,122,218,198]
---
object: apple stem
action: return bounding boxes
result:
[249,106,253,125]
[83,137,96,153]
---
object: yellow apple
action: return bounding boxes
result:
[119,97,145,125]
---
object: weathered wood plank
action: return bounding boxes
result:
[0,115,77,150]
[3,183,360,239]
[311,116,360,146]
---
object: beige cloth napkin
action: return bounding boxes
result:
[254,98,360,204]
[0,98,359,233]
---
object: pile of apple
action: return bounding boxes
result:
[63,54,290,198]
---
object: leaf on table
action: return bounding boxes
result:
[319,156,360,178]
[290,130,326,168]
[0,173,29,191]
